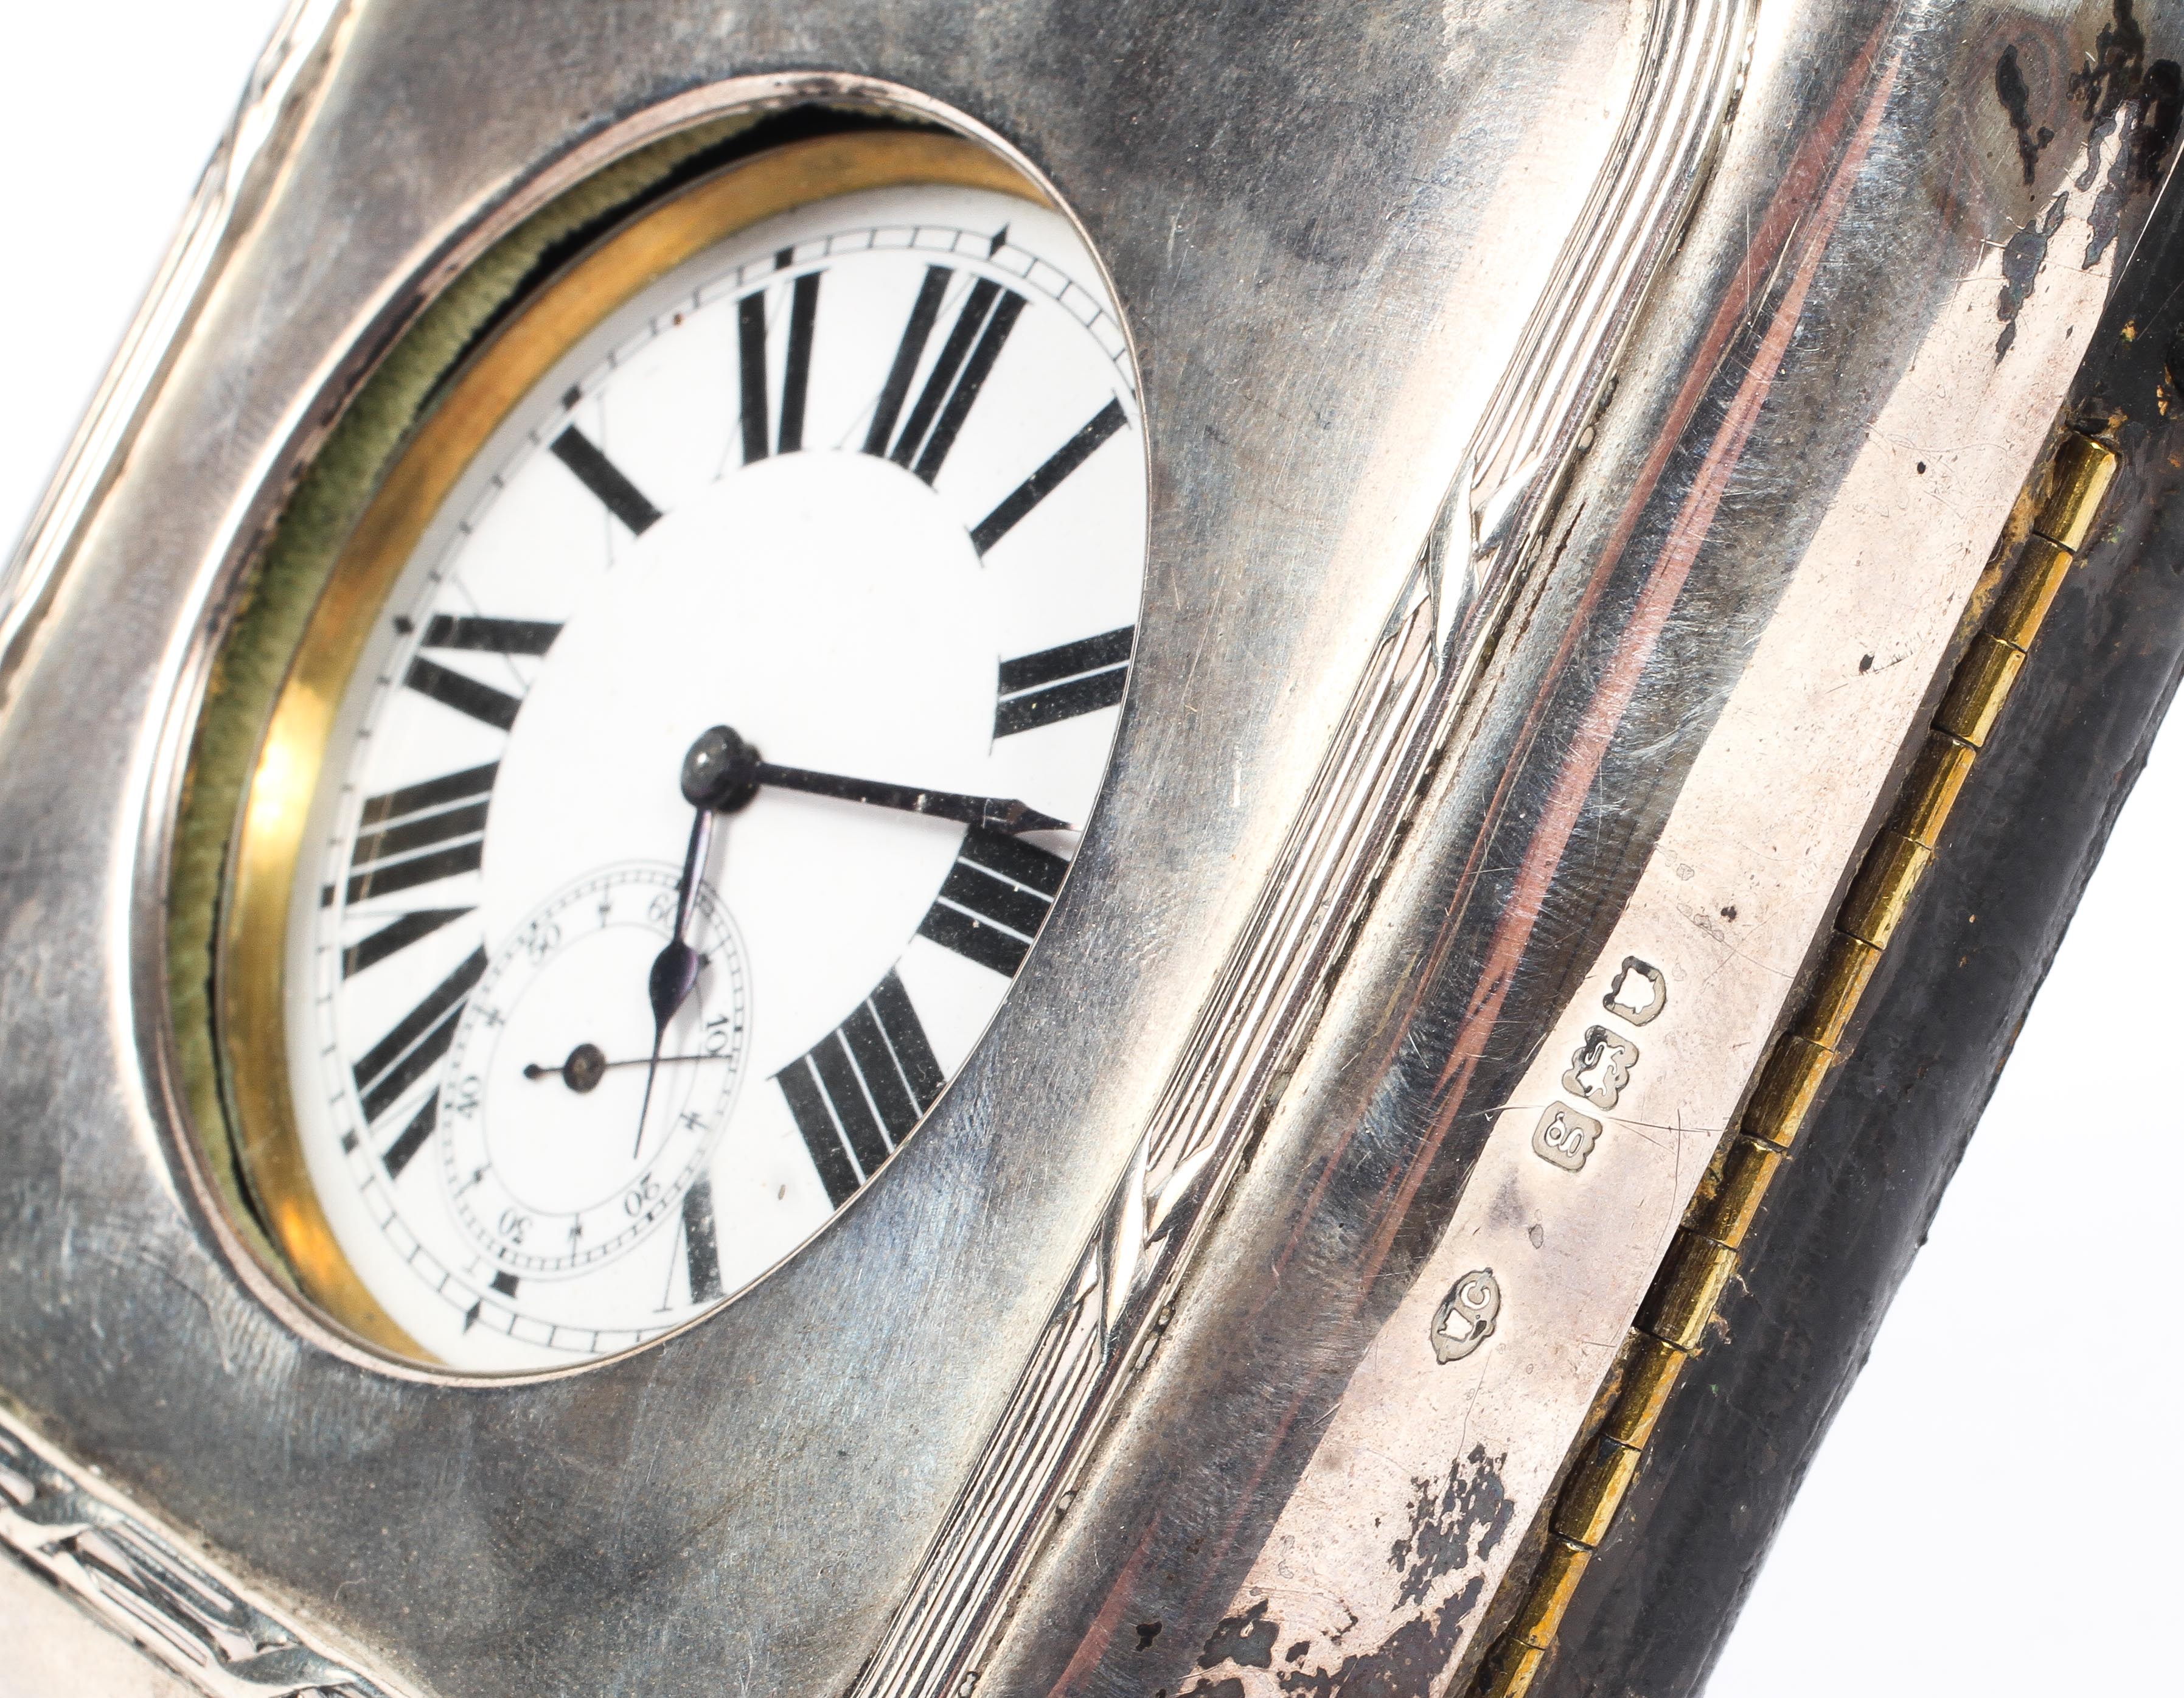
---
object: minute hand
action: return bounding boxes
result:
[749,761,1070,837]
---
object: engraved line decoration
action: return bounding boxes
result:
[0,1405,407,1698]
[0,0,354,701]
[848,5,1756,1694]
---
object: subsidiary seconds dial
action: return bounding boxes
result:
[437,865,748,1281]
[274,156,1144,1370]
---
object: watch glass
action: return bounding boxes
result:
[217,133,1144,1370]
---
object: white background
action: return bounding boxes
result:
[3,5,2177,1691]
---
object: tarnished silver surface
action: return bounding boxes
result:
[0,1,2170,1694]
[852,5,1751,1691]
[981,6,2180,1694]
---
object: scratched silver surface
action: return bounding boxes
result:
[0,1,1661,1693]
[980,3,2181,1696]
[851,4,1753,1692]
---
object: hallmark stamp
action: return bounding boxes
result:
[1603,955,1668,1026]
[1562,1025,1639,1110]
[1430,1268,1502,1363]
[1532,1102,1603,1172]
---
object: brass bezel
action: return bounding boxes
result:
[215,130,1045,1363]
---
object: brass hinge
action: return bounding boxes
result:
[1467,425,2118,1698]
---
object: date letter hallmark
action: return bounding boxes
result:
[1532,1102,1603,1172]
[1602,955,1668,1026]
[1562,1026,1639,1111]
[1430,1268,1503,1363]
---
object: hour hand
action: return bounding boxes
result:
[680,725,1072,835]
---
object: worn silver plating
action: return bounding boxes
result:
[849,5,1755,1693]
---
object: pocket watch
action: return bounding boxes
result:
[212,130,1146,1370]
[1,3,2179,1697]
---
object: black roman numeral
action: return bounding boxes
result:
[550,425,663,534]
[403,656,520,731]
[343,907,471,978]
[381,1095,437,1180]
[995,627,1135,737]
[420,613,563,656]
[916,829,1066,977]
[352,945,486,1124]
[739,271,821,463]
[400,613,559,731]
[347,763,496,904]
[864,270,1026,484]
[970,397,1129,556]
[776,969,945,1207]
[682,1178,724,1304]
[866,265,948,459]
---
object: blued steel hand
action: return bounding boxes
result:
[633,805,712,1158]
[680,723,1070,835]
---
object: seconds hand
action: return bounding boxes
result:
[524,1044,727,1090]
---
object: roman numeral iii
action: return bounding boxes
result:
[917,829,1066,977]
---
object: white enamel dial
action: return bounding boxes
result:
[282,176,1143,1369]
